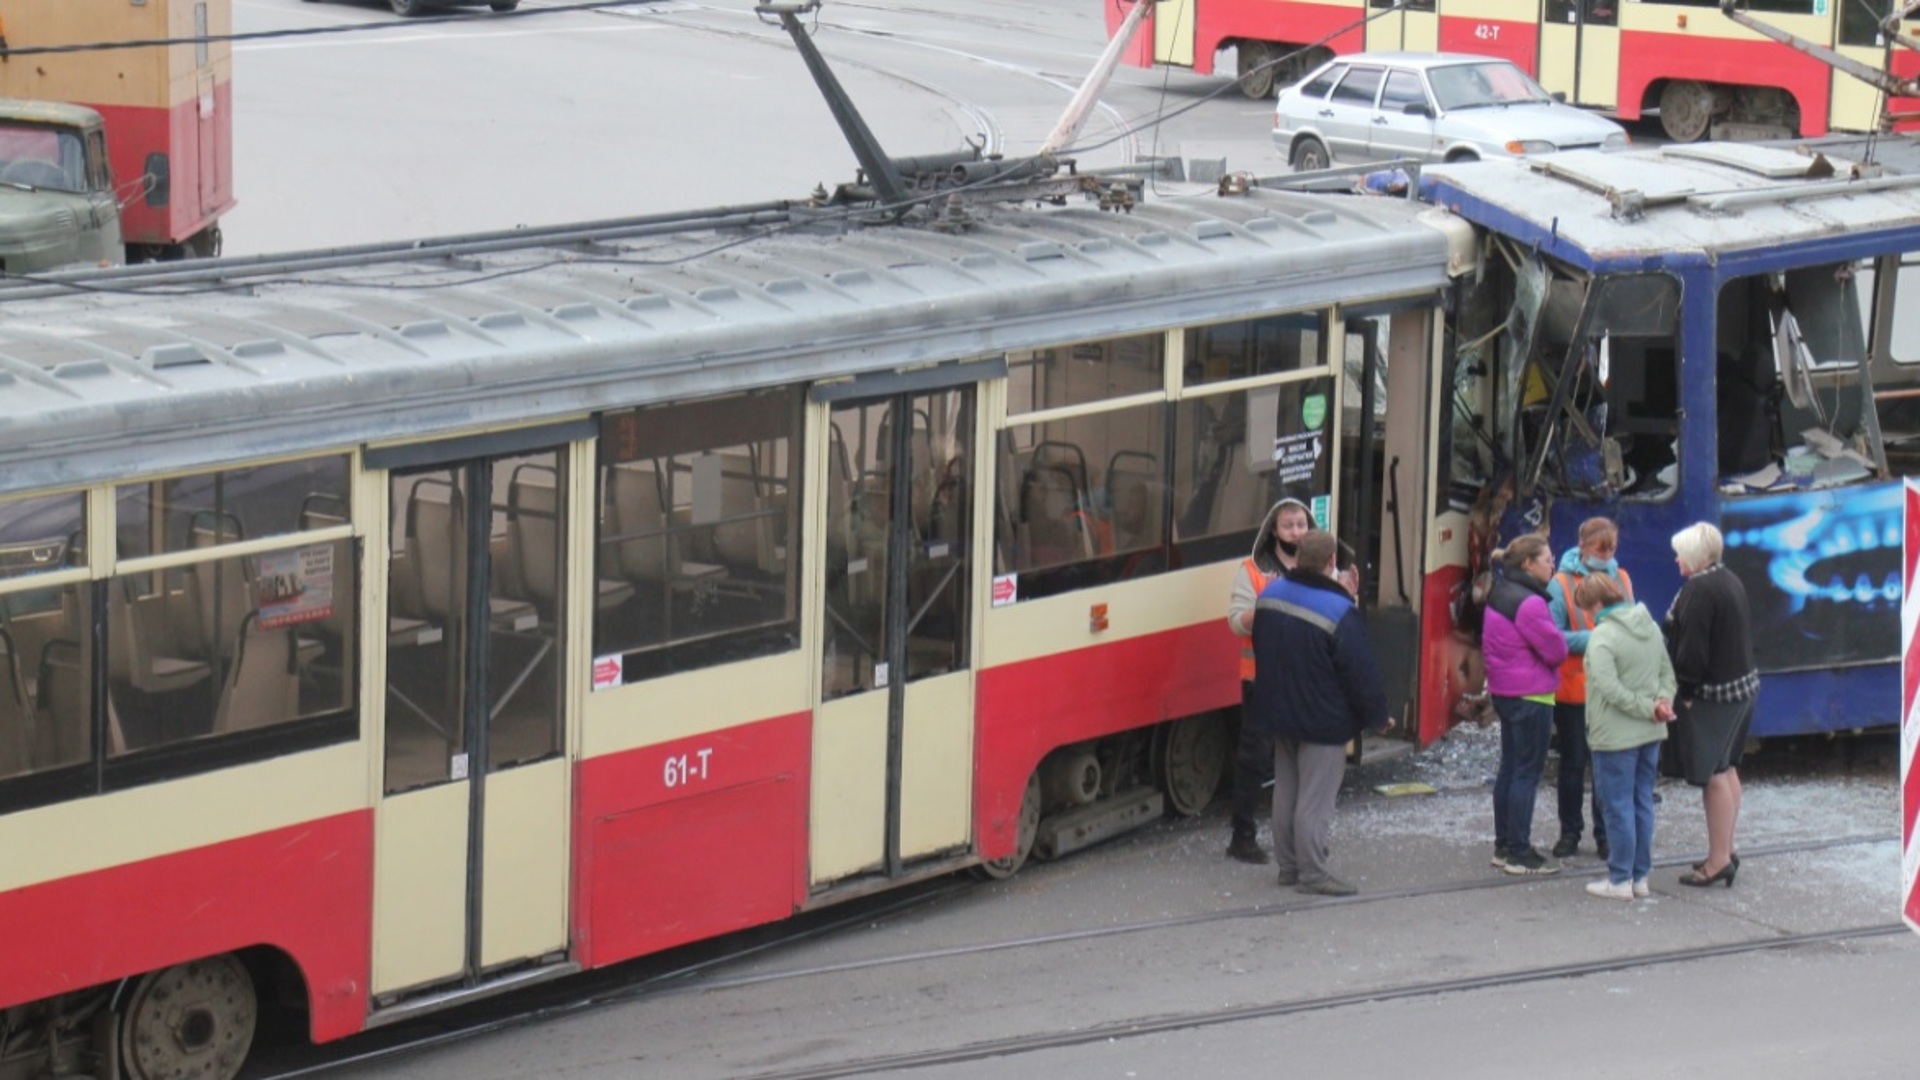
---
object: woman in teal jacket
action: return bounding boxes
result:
[1575,574,1676,901]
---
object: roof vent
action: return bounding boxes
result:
[957,253,997,271]
[695,286,740,303]
[231,340,286,359]
[764,278,807,296]
[1191,220,1233,240]
[1017,241,1064,262]
[553,303,600,322]
[1300,210,1337,225]
[1137,232,1169,247]
[1245,218,1281,234]
[625,295,671,313]
[400,320,450,339]
[142,343,211,370]
[476,312,526,331]
[54,360,110,380]
[830,269,873,288]
[1079,239,1113,255]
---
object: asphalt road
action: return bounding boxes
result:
[227,0,1271,254]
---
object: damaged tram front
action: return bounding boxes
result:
[1422,141,1920,738]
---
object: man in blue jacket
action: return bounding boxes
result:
[1251,529,1395,896]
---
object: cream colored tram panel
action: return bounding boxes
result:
[479,757,569,967]
[809,693,888,882]
[1154,0,1198,66]
[372,782,469,994]
[583,650,812,757]
[981,561,1238,671]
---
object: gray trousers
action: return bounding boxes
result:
[1272,737,1348,883]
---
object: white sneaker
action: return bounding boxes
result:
[1585,879,1634,901]
[1632,878,1650,898]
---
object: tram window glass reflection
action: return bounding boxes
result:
[0,491,90,786]
[1006,333,1163,416]
[996,399,1169,600]
[116,455,350,559]
[1173,376,1335,566]
[595,388,802,684]
[106,538,356,760]
[1184,311,1323,387]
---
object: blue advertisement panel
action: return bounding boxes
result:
[1721,482,1903,673]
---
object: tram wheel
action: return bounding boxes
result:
[1290,136,1329,173]
[976,770,1041,880]
[1160,713,1231,817]
[120,955,257,1080]
[1236,41,1276,100]
[1658,80,1717,143]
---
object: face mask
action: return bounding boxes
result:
[1585,556,1613,571]
[1277,539,1299,558]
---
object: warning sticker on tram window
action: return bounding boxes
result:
[592,654,624,691]
[1271,430,1324,486]
[257,546,335,629]
[991,573,1018,607]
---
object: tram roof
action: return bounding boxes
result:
[0,189,1459,497]
[1419,139,1920,273]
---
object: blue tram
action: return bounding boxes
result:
[1422,140,1920,737]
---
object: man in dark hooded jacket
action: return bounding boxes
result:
[1251,529,1394,896]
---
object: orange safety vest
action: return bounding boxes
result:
[1238,558,1276,681]
[1556,567,1632,704]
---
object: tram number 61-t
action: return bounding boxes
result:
[664,749,714,788]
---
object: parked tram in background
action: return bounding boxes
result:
[1422,137,1920,739]
[0,184,1474,1078]
[1104,0,1920,139]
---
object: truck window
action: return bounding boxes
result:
[0,123,86,193]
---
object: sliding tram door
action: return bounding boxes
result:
[810,385,978,885]
[371,446,571,997]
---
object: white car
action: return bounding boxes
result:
[1273,52,1629,171]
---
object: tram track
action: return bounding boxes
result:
[257,830,1896,1077]
[740,921,1910,1080]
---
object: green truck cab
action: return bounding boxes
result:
[0,100,122,274]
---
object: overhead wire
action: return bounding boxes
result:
[0,0,1413,297]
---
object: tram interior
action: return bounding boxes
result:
[1715,259,1920,487]
[592,390,802,690]
[0,459,357,789]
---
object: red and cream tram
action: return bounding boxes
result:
[0,188,1471,1078]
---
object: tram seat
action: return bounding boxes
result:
[1106,451,1161,552]
[607,463,723,590]
[0,627,29,776]
[712,454,782,577]
[508,465,634,613]
[188,512,254,665]
[107,577,211,695]
[212,612,300,734]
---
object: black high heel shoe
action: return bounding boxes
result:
[1678,859,1737,888]
[1690,853,1740,873]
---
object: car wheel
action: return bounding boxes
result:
[1290,136,1329,173]
[1236,41,1275,100]
[390,0,429,16]
[1445,150,1480,163]
[491,0,519,8]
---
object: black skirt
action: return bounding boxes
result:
[1670,697,1755,787]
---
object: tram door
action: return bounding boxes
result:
[1365,0,1439,54]
[1537,0,1619,110]
[1335,306,1439,738]
[371,447,571,997]
[810,385,977,884]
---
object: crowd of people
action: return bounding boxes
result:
[1225,503,1760,900]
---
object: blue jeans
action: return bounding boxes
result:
[1493,697,1553,855]
[1592,742,1659,885]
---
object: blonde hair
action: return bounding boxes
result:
[1670,522,1724,574]
[1573,573,1625,611]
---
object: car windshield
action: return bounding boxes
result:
[1427,62,1550,111]
[0,123,87,193]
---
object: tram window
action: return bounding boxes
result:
[1184,311,1324,388]
[1006,333,1164,416]
[116,455,350,559]
[996,399,1169,600]
[105,538,356,760]
[0,491,84,587]
[595,389,802,684]
[1173,377,1335,566]
[1840,0,1893,46]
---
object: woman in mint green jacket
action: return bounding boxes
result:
[1575,574,1676,901]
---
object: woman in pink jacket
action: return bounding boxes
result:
[1483,535,1571,875]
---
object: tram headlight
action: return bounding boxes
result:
[1505,139,1557,156]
